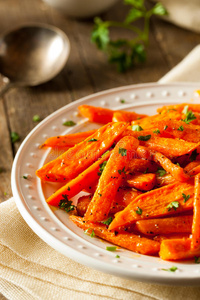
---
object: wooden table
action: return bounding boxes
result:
[0,0,200,298]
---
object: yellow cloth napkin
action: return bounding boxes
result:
[2,47,200,299]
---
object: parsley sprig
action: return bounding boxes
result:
[91,0,167,72]
[59,194,76,212]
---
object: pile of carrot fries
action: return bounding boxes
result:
[36,103,200,261]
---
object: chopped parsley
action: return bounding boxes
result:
[166,201,179,211]
[182,105,189,114]
[11,132,20,143]
[138,135,151,141]
[135,207,142,215]
[190,149,198,162]
[153,129,160,134]
[194,256,200,264]
[144,168,149,174]
[119,147,127,157]
[182,193,190,203]
[120,99,125,103]
[32,115,41,122]
[118,166,126,175]
[162,266,177,272]
[63,120,76,127]
[84,229,95,237]
[67,186,70,191]
[164,125,168,130]
[176,163,180,167]
[23,175,28,179]
[98,193,102,197]
[116,255,120,258]
[88,138,98,142]
[102,217,113,225]
[102,151,110,157]
[58,194,75,212]
[98,161,107,176]
[182,110,196,124]
[178,125,184,131]
[106,246,117,251]
[156,168,166,177]
[132,125,143,131]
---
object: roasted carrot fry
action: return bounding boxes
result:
[153,152,190,182]
[109,181,194,230]
[184,161,200,174]
[157,103,200,114]
[156,173,176,187]
[187,164,200,176]
[41,130,97,148]
[112,111,146,123]
[70,216,160,255]
[78,105,146,124]
[191,173,200,249]
[85,136,139,222]
[144,137,200,158]
[135,215,192,236]
[128,158,158,174]
[127,173,156,191]
[77,195,92,217]
[46,150,111,206]
[159,238,200,261]
[36,122,128,182]
[153,233,190,243]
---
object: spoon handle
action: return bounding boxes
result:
[0,77,13,98]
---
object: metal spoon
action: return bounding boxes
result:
[0,23,70,97]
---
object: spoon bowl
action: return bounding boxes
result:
[0,24,70,95]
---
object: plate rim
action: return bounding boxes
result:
[11,82,200,286]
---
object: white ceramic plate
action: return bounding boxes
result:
[12,83,200,286]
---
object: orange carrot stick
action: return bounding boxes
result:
[127,173,156,191]
[156,173,176,187]
[109,181,194,230]
[159,238,200,261]
[41,130,97,148]
[157,103,200,114]
[36,122,128,182]
[128,158,158,174]
[46,150,111,206]
[153,152,190,182]
[112,111,146,123]
[78,105,146,124]
[70,216,160,255]
[191,173,200,249]
[135,215,193,236]
[85,136,139,222]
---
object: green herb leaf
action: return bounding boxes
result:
[167,201,179,211]
[124,0,144,9]
[178,125,184,131]
[152,3,168,16]
[88,138,98,142]
[98,161,107,176]
[59,194,76,213]
[182,110,196,124]
[132,125,143,131]
[182,193,190,203]
[164,125,168,130]
[153,129,160,134]
[156,168,166,177]
[11,132,20,143]
[106,246,117,251]
[23,175,28,179]
[194,256,200,264]
[102,217,113,225]
[118,166,126,175]
[144,168,148,174]
[63,120,76,127]
[135,207,142,215]
[125,7,144,24]
[190,149,198,162]
[119,147,127,157]
[116,255,120,258]
[33,115,41,122]
[162,266,177,272]
[138,135,151,141]
[120,99,126,103]
[91,17,109,50]
[84,228,95,238]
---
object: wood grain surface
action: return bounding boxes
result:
[0,0,200,298]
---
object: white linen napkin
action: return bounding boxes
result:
[2,46,200,299]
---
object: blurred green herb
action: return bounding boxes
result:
[91,0,167,72]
